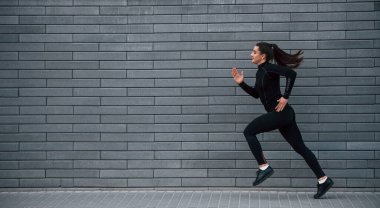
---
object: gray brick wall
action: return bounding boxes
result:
[0,0,379,189]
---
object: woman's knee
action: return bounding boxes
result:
[243,125,259,137]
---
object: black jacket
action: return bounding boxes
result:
[238,60,297,112]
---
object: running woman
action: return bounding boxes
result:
[231,42,333,199]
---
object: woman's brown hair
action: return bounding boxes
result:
[256,42,304,69]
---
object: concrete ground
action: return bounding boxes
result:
[0,188,379,208]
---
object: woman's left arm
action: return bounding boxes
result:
[270,64,297,99]
[269,64,297,112]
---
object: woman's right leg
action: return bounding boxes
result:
[278,116,326,179]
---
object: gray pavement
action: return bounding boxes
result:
[0,189,379,208]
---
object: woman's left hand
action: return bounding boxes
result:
[275,97,288,112]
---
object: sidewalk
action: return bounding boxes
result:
[0,188,379,208]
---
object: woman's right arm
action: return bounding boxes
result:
[238,81,260,99]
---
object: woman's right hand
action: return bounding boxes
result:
[231,67,244,84]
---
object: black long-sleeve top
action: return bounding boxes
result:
[238,60,297,112]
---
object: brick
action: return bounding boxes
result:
[74,88,126,96]
[74,178,126,187]
[46,169,99,177]
[182,14,235,23]
[0,161,18,169]
[0,43,44,51]
[264,4,317,13]
[19,124,72,133]
[47,115,99,123]
[128,160,180,168]
[182,178,234,186]
[154,60,207,69]
[101,151,154,159]
[154,169,207,177]
[19,0,73,6]
[127,124,180,132]
[46,7,99,15]
[0,7,45,15]
[128,178,180,187]
[0,170,45,178]
[0,16,18,24]
[0,107,19,115]
[154,42,207,50]
[74,70,125,79]
[128,15,181,24]
[19,52,72,60]
[100,43,152,52]
[20,106,72,114]
[0,115,42,124]
[208,23,262,32]
[74,106,126,114]
[181,33,234,42]
[20,160,72,169]
[127,106,181,114]
[0,25,45,34]
[347,11,377,21]
[73,124,126,132]
[127,52,180,60]
[100,6,153,15]
[74,0,127,6]
[101,115,153,123]
[0,61,45,70]
[100,61,153,69]
[154,24,207,32]
[318,2,374,12]
[46,25,99,33]
[0,125,18,133]
[291,31,345,40]
[236,14,291,22]
[47,151,100,160]
[100,25,153,33]
[347,30,380,40]
[208,5,261,13]
[0,133,46,142]
[318,21,374,31]
[73,34,126,42]
[0,152,45,160]
[318,40,373,49]
[46,61,98,69]
[0,97,42,106]
[74,52,126,60]
[128,88,180,96]
[0,143,18,151]
[19,179,61,187]
[155,151,208,159]
[47,133,100,142]
[74,160,126,169]
[20,142,73,151]
[0,89,17,97]
[153,5,207,14]
[47,79,99,87]
[101,133,154,142]
[20,16,73,24]
[0,0,18,6]
[100,170,153,178]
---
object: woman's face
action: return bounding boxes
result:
[250,45,266,65]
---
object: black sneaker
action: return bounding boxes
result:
[314,177,334,199]
[252,166,274,186]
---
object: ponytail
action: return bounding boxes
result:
[256,42,304,69]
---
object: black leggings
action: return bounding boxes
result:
[243,104,326,179]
